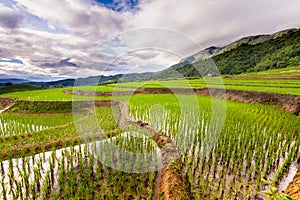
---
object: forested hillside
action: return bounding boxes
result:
[152,28,300,79]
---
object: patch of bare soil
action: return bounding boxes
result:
[0,97,15,111]
[285,167,300,200]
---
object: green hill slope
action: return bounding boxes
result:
[153,28,300,79]
[0,84,41,95]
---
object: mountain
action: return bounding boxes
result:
[14,72,156,87]
[176,46,222,67]
[152,28,300,78]
[26,79,76,87]
[118,72,155,82]
[74,74,123,86]
[180,28,298,64]
[0,78,29,86]
[24,74,123,87]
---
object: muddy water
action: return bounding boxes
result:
[0,132,161,199]
[89,131,162,173]
[0,144,85,199]
[0,120,49,136]
[278,160,299,191]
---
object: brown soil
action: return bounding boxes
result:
[1,99,112,114]
[285,168,300,200]
[159,159,191,200]
[66,88,300,115]
[0,97,15,109]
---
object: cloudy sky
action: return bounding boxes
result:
[0,0,299,81]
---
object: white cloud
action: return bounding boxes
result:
[133,0,300,46]
[0,0,299,80]
[0,3,24,29]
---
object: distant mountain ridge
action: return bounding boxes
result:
[152,28,300,78]
[25,75,123,87]
[175,28,298,68]
[0,78,29,85]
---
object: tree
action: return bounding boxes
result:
[4,82,12,86]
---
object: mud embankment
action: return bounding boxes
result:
[154,133,191,199]
[112,100,192,199]
[195,88,300,115]
[2,100,112,114]
[66,88,300,115]
[285,167,300,200]
[0,97,15,109]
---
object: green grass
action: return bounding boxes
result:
[0,92,299,199]
[71,85,134,92]
[0,66,299,199]
[0,106,120,155]
[1,66,299,101]
[107,66,300,96]
[0,84,41,95]
[1,88,72,101]
[221,85,300,95]
[0,88,111,101]
[2,79,299,101]
[0,112,75,137]
[6,100,86,113]
[232,65,300,78]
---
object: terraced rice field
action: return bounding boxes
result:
[0,67,299,199]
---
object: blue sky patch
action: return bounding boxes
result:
[0,58,23,64]
[94,0,139,12]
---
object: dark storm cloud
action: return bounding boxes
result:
[42,58,77,67]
